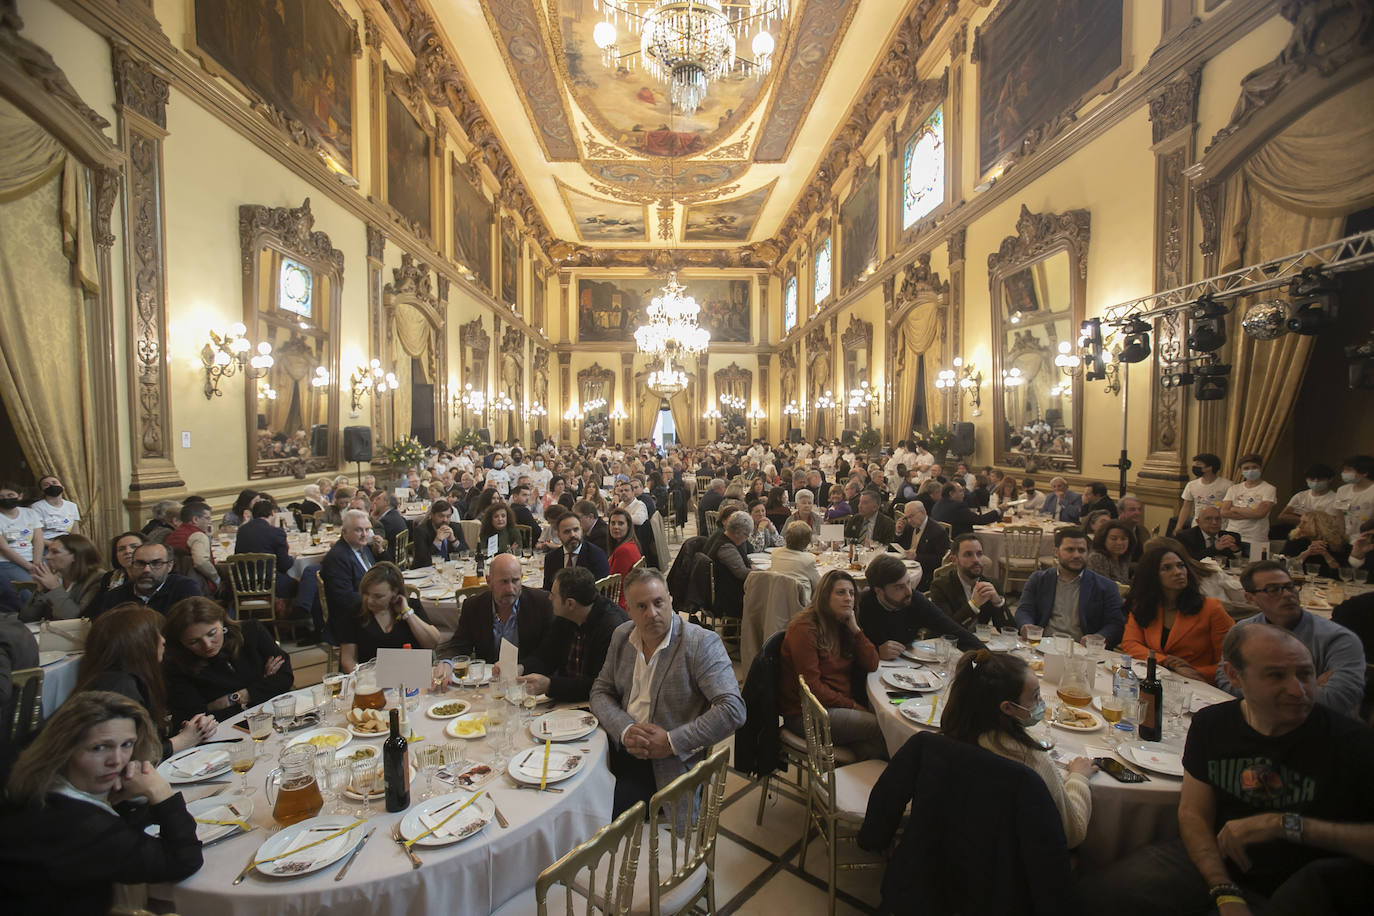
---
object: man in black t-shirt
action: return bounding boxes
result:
[1082,623,1374,914]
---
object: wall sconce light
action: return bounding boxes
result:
[846,380,879,415]
[310,367,330,389]
[813,389,837,411]
[456,383,486,418]
[201,322,273,400]
[490,392,516,413]
[747,407,767,424]
[257,381,277,401]
[783,398,804,426]
[1054,340,1081,376]
[525,401,549,421]
[563,406,583,428]
[609,405,628,423]
[702,405,722,420]
[935,357,982,413]
[349,358,397,412]
[719,393,746,412]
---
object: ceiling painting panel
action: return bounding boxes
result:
[558,181,650,241]
[754,0,860,162]
[477,0,580,160]
[683,182,775,242]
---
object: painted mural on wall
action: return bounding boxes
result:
[193,0,356,171]
[577,276,751,343]
[683,184,772,243]
[561,184,648,241]
[386,92,431,232]
[500,225,519,308]
[840,168,879,289]
[976,0,1123,176]
[451,161,493,292]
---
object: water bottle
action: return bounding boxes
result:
[1113,654,1139,705]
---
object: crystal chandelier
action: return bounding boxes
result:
[593,1,789,111]
[634,272,711,357]
[647,358,690,397]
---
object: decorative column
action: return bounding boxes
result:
[366,224,387,444]
[882,274,897,442]
[620,351,634,443]
[1138,67,1201,485]
[436,275,451,442]
[757,354,770,443]
[112,44,183,519]
[946,228,966,425]
[696,353,710,442]
[558,351,571,442]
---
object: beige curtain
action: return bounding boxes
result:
[0,100,99,522]
[637,382,659,441]
[392,355,413,441]
[670,389,694,447]
[893,300,943,437]
[1218,82,1374,473]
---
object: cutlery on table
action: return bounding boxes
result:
[392,822,422,869]
[231,843,260,885]
[334,827,375,881]
[490,800,509,828]
[512,783,563,793]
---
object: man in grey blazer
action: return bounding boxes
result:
[591,567,746,816]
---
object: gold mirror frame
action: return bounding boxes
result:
[382,253,447,446]
[578,361,616,444]
[239,198,342,480]
[458,318,490,433]
[988,205,1090,474]
[840,314,873,432]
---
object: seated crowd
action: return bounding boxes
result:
[0,438,1371,913]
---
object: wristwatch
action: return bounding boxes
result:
[1282,812,1303,844]
[228,690,245,708]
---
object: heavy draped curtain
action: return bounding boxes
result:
[893,299,944,438]
[390,302,434,441]
[1219,82,1374,473]
[0,98,99,521]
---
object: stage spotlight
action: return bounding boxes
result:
[1080,318,1107,381]
[1118,317,1152,363]
[1161,371,1194,389]
[1187,296,1229,352]
[1285,268,1338,335]
[1193,362,1231,401]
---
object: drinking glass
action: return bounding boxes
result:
[507,680,526,711]
[939,635,960,674]
[320,758,351,815]
[1339,565,1355,585]
[1100,694,1125,731]
[1305,562,1322,581]
[418,745,446,800]
[272,696,297,734]
[1286,557,1303,579]
[350,758,378,818]
[486,705,510,767]
[248,710,273,747]
[230,739,257,795]
[1023,625,1043,646]
[1357,569,1370,585]
[441,743,468,788]
[310,684,330,714]
[452,655,472,690]
[1165,687,1191,739]
[999,627,1020,652]
[1083,634,1107,660]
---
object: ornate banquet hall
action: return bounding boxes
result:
[1,0,1372,914]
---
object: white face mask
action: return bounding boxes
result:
[1342,471,1358,484]
[1242,468,1262,482]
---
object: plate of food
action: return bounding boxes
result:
[335,745,378,764]
[344,707,390,737]
[1050,706,1104,733]
[897,695,943,728]
[445,713,489,739]
[157,746,233,784]
[426,699,472,720]
[1120,743,1185,777]
[286,727,351,753]
[530,711,598,742]
[252,815,364,877]
[901,642,943,663]
[441,761,498,791]
[881,668,940,692]
[508,745,586,785]
[146,793,254,845]
[399,791,495,847]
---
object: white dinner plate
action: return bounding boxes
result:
[399,791,495,847]
[37,650,68,667]
[530,710,598,742]
[881,668,940,692]
[901,643,942,663]
[1120,743,1185,777]
[445,713,489,739]
[335,744,377,763]
[157,746,233,784]
[1050,707,1104,733]
[898,695,943,728]
[402,569,431,580]
[252,815,363,877]
[426,699,472,720]
[285,727,352,753]
[507,745,586,785]
[146,793,254,845]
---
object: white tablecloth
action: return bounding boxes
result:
[152,693,613,916]
[971,523,1062,579]
[866,649,1234,868]
[404,559,546,643]
[213,533,335,581]
[26,621,82,716]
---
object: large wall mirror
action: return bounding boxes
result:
[458,318,489,433]
[989,205,1090,473]
[578,362,615,444]
[714,362,753,443]
[240,199,342,479]
[383,254,447,446]
[840,314,873,433]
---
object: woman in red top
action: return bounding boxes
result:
[780,570,886,760]
[605,507,642,607]
[1120,540,1234,683]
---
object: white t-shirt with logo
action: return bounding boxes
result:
[1181,476,1233,518]
[1222,481,1277,546]
[33,499,81,538]
[1282,487,1342,520]
[1337,482,1374,539]
[0,507,43,563]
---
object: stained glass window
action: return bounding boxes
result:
[813,238,832,306]
[903,106,945,229]
[278,257,313,318]
[784,276,798,331]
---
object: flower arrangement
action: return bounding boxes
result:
[384,434,426,468]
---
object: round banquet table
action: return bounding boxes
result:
[151,688,613,916]
[866,645,1235,868]
[970,520,1064,579]
[213,531,337,582]
[404,556,547,642]
[25,621,82,715]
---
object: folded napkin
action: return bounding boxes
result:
[172,751,228,778]
[418,804,486,840]
[887,670,936,690]
[539,714,593,739]
[270,826,352,873]
[516,749,578,779]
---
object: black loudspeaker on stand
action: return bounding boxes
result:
[951,422,975,457]
[344,425,372,487]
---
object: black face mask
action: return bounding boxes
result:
[1191,466,1205,477]
[0,498,17,510]
[43,485,63,498]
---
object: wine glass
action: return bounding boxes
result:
[485,704,510,768]
[247,710,273,748]
[418,745,446,800]
[351,758,380,817]
[1339,565,1355,585]
[1164,687,1191,740]
[230,739,256,795]
[441,742,468,789]
[506,680,526,712]
[321,758,351,814]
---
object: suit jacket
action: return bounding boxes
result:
[583,519,611,556]
[1120,598,1233,682]
[95,574,202,617]
[318,538,380,626]
[1041,491,1083,523]
[232,517,294,595]
[697,490,725,533]
[904,523,951,591]
[375,508,410,558]
[412,518,467,568]
[927,565,1012,630]
[591,616,747,791]
[542,541,610,591]
[523,595,629,701]
[1014,567,1126,646]
[930,498,1001,539]
[1176,526,1246,562]
[447,586,554,666]
[1079,496,1118,521]
[857,588,983,653]
[844,511,897,545]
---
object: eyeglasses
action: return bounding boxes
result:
[130,559,170,570]
[1247,582,1298,596]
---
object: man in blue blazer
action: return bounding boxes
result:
[1040,477,1084,523]
[1014,526,1124,645]
[232,500,296,598]
[542,512,610,591]
[317,509,387,640]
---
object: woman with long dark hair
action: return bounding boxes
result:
[1121,540,1234,682]
[73,605,217,759]
[221,487,259,528]
[1087,520,1137,585]
[162,597,293,724]
[22,533,106,621]
[779,570,885,760]
[479,502,522,555]
[941,649,1095,847]
[339,563,440,672]
[0,691,203,914]
[96,530,144,595]
[605,507,643,600]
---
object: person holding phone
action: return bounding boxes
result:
[338,562,440,673]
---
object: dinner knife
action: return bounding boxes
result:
[490,801,509,828]
[392,822,422,869]
[231,843,259,885]
[334,827,374,881]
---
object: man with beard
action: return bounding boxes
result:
[542,512,609,591]
[927,533,1013,631]
[95,542,201,616]
[447,553,552,667]
[1014,526,1124,646]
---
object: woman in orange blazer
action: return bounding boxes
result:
[1120,540,1234,683]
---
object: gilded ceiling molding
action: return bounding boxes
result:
[704,122,755,161]
[754,0,861,162]
[986,204,1091,278]
[475,0,579,161]
[546,241,778,271]
[587,179,742,206]
[239,198,345,279]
